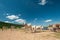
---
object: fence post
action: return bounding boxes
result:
[10,26,15,31]
[2,26,6,31]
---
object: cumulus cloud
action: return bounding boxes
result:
[4,21,10,23]
[15,19,26,24]
[45,19,52,22]
[38,0,48,5]
[6,15,19,20]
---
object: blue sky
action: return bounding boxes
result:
[0,0,60,26]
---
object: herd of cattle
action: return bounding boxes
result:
[1,24,60,32]
[24,24,60,32]
[24,24,43,32]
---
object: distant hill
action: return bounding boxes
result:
[0,21,24,29]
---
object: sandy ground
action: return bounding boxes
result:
[0,29,60,40]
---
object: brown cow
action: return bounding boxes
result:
[24,24,32,32]
[48,24,60,32]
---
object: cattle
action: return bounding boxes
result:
[48,24,60,32]
[2,26,6,31]
[24,24,43,33]
[31,25,43,32]
[24,24,32,32]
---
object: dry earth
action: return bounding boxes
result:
[0,29,60,40]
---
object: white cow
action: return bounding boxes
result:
[31,25,43,32]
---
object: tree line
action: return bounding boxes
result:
[0,21,24,29]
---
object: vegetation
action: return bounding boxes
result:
[54,32,60,39]
[0,21,24,29]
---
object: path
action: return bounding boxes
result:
[0,29,60,40]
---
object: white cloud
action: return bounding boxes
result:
[45,19,52,22]
[38,0,48,5]
[6,15,19,20]
[15,19,26,24]
[4,21,10,23]
[4,21,14,23]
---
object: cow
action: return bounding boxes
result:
[24,24,43,33]
[24,24,32,32]
[2,26,6,31]
[31,25,43,32]
[48,24,60,32]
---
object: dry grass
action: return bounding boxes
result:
[0,29,60,40]
[54,32,60,39]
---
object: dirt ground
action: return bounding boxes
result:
[0,29,60,40]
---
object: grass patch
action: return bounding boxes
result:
[54,32,60,39]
